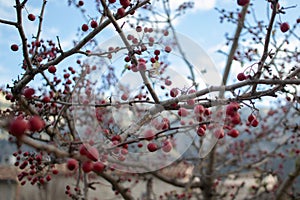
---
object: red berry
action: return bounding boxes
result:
[79,144,89,156]
[78,0,84,6]
[48,65,56,74]
[237,0,250,6]
[67,159,78,171]
[137,143,143,148]
[124,56,131,62]
[162,141,172,153]
[231,114,241,125]
[9,117,29,137]
[93,161,105,173]
[194,105,205,114]
[109,0,116,3]
[11,44,19,51]
[23,88,35,99]
[226,102,240,117]
[120,0,130,8]
[42,96,51,103]
[237,72,247,81]
[117,7,126,17]
[144,129,155,141]
[154,49,160,56]
[81,24,89,32]
[82,161,93,173]
[165,79,172,86]
[28,14,36,21]
[147,143,158,152]
[136,26,142,32]
[227,129,240,138]
[251,119,259,127]
[197,127,205,136]
[170,88,179,97]
[178,107,188,117]
[46,175,51,181]
[90,20,98,28]
[29,115,45,132]
[164,46,172,53]
[247,114,256,122]
[280,22,290,33]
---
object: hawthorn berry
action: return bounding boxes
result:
[82,161,93,173]
[231,114,241,125]
[81,24,89,32]
[165,79,172,86]
[67,159,78,171]
[52,169,59,175]
[90,20,98,28]
[194,105,205,114]
[237,0,250,6]
[93,161,106,174]
[178,107,189,117]
[251,119,259,127]
[9,117,30,137]
[78,0,84,6]
[154,49,160,56]
[28,14,36,21]
[227,129,240,138]
[121,93,128,101]
[23,87,35,99]
[226,102,240,117]
[120,0,130,8]
[280,22,290,33]
[164,46,172,53]
[117,7,126,17]
[162,141,172,153]
[29,115,45,132]
[247,114,256,122]
[42,96,51,103]
[197,127,206,136]
[11,44,19,51]
[136,26,142,32]
[147,143,158,152]
[237,72,247,81]
[170,88,179,97]
[48,65,56,74]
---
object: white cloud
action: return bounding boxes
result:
[194,0,216,11]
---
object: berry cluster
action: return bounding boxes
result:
[13,150,58,186]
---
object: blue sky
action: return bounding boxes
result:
[0,0,299,88]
